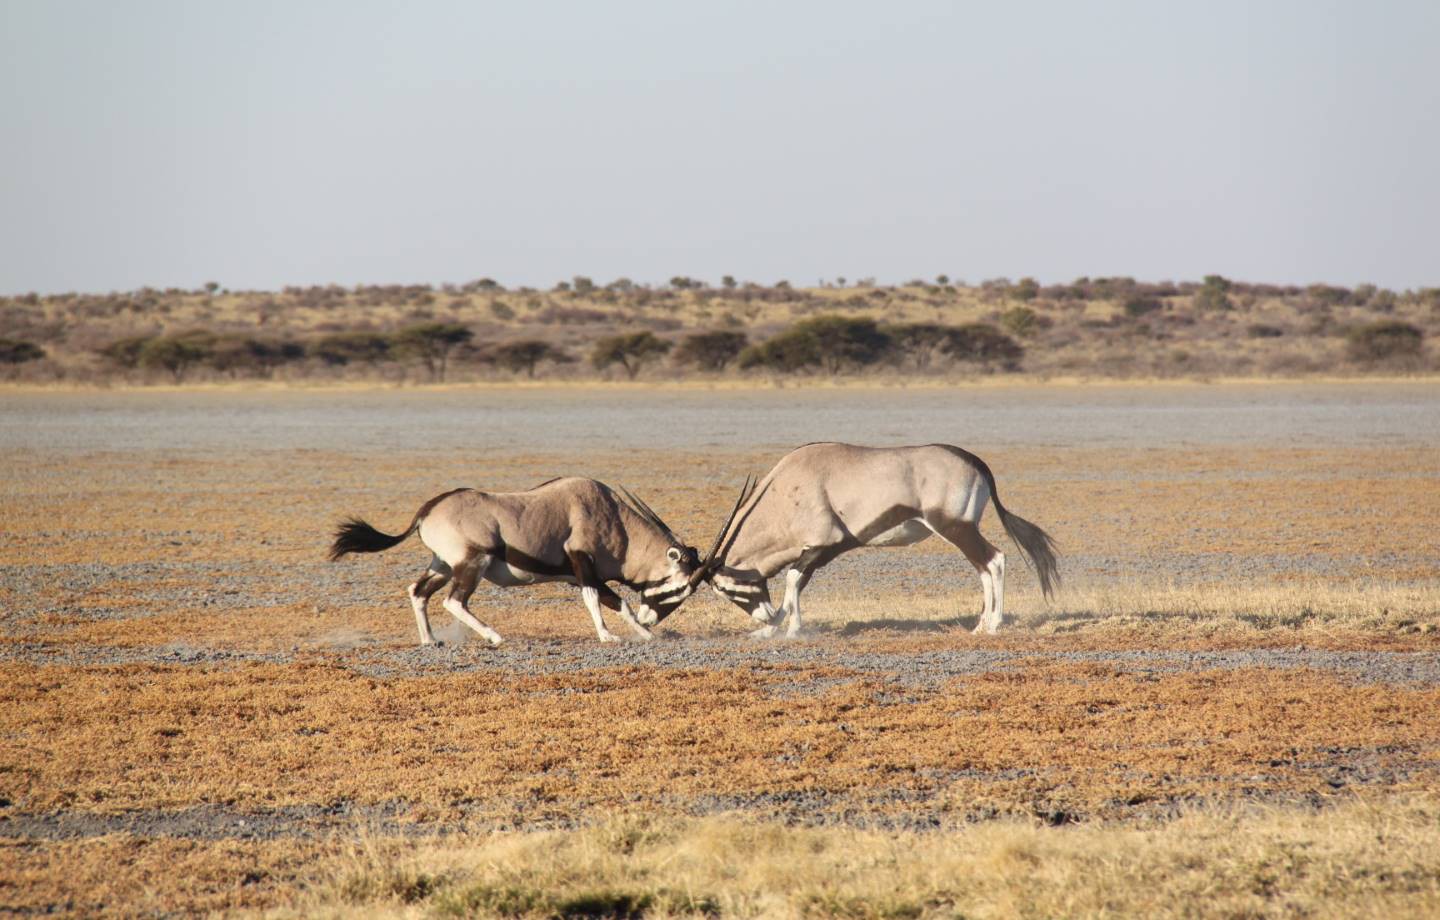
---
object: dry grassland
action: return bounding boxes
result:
[2,384,1438,916]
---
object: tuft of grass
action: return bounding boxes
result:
[290,800,1440,918]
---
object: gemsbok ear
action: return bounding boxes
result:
[666,546,682,562]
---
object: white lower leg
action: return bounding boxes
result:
[408,583,435,645]
[442,596,504,646]
[749,601,780,639]
[988,552,1006,632]
[614,599,655,641]
[782,568,804,637]
[581,587,620,642]
[974,570,995,634]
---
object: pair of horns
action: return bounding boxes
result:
[689,474,760,589]
[619,477,761,589]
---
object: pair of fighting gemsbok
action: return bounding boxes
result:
[329,442,1059,645]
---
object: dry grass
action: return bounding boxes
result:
[3,386,1438,915]
[280,800,1440,919]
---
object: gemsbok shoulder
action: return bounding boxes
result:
[328,477,753,646]
[706,443,1059,636]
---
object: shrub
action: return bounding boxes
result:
[490,340,572,378]
[0,338,45,364]
[884,323,953,369]
[1345,321,1424,364]
[1246,324,1285,339]
[945,323,1024,367]
[591,332,671,379]
[1194,275,1233,311]
[672,331,747,371]
[1000,306,1051,338]
[1012,278,1040,301]
[313,332,392,366]
[741,315,891,375]
[99,335,153,369]
[138,333,215,381]
[209,337,305,377]
[1123,296,1163,319]
[393,322,473,380]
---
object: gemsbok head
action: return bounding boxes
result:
[328,476,754,646]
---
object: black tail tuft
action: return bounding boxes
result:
[328,517,412,561]
[995,507,1061,599]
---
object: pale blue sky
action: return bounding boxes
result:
[2,1,1436,294]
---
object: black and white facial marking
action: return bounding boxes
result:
[709,571,775,622]
[634,544,702,625]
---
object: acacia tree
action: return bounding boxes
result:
[883,323,952,370]
[138,333,215,382]
[491,340,572,378]
[394,322,473,380]
[672,330,747,371]
[744,315,891,375]
[591,332,671,379]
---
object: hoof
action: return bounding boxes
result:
[749,625,778,640]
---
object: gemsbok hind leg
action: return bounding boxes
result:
[406,555,452,646]
[933,520,1006,634]
[441,554,505,647]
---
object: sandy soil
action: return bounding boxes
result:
[1,381,1438,914]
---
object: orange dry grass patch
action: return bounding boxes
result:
[4,661,1438,820]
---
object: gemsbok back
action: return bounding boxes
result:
[706,443,1059,636]
[328,477,752,646]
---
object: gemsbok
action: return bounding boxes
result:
[328,477,753,646]
[706,443,1059,636]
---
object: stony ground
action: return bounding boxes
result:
[1,381,1437,915]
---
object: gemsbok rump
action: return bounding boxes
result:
[706,443,1059,636]
[328,477,752,645]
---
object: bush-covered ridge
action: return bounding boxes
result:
[1,275,1435,382]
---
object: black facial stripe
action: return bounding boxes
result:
[644,585,691,607]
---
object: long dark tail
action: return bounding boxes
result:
[328,516,416,561]
[936,445,1060,599]
[328,488,470,562]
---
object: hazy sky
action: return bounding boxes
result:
[2,1,1436,294]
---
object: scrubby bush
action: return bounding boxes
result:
[1123,296,1163,319]
[740,315,891,375]
[1012,278,1040,302]
[945,323,1024,367]
[592,332,671,379]
[209,337,305,377]
[0,338,45,364]
[139,333,214,381]
[99,336,153,369]
[1000,306,1051,338]
[313,332,392,366]
[490,340,572,378]
[1246,324,1285,339]
[884,323,953,369]
[672,330,747,371]
[1345,321,1424,364]
[1194,275,1233,311]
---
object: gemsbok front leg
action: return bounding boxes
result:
[568,550,650,642]
[441,553,505,646]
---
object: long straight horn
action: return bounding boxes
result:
[689,475,757,588]
[618,485,677,541]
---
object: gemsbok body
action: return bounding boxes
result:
[328,477,750,646]
[707,443,1059,636]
